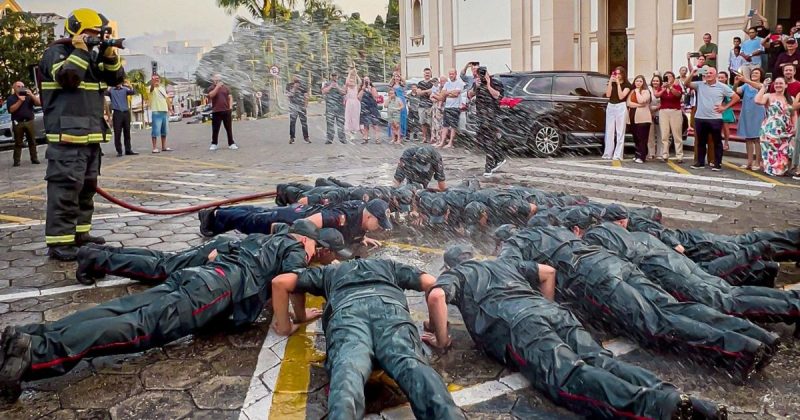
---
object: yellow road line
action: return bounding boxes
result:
[721,162,787,186]
[105,177,254,190]
[0,183,46,199]
[384,240,445,255]
[269,295,326,419]
[148,155,239,170]
[666,160,690,175]
[0,213,35,223]
[612,160,622,167]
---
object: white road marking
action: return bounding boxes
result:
[0,278,137,302]
[520,166,763,197]
[553,161,775,188]
[507,174,740,209]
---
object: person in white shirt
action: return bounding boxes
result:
[438,68,465,149]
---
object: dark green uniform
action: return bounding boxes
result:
[39,41,124,247]
[499,226,774,380]
[584,222,799,326]
[294,259,462,420]
[437,257,691,419]
[18,229,307,379]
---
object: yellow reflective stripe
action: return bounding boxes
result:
[51,61,65,78]
[105,58,122,71]
[47,133,106,144]
[75,224,91,233]
[41,81,60,90]
[66,54,89,70]
[46,234,75,245]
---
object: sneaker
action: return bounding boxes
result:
[304,138,312,144]
[198,208,217,237]
[289,138,295,144]
[601,156,611,160]
[491,159,508,173]
[633,158,644,164]
[75,247,106,285]
[711,166,721,172]
[209,144,218,151]
[689,397,727,420]
[229,144,239,150]
[673,394,693,420]
[325,140,333,144]
[482,172,493,178]
[689,164,705,169]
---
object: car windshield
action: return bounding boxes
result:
[374,84,390,93]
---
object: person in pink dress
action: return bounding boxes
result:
[344,69,362,140]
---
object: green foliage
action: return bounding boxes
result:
[385,0,399,34]
[372,15,385,29]
[199,0,400,101]
[0,11,53,94]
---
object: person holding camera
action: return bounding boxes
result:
[682,66,740,171]
[286,75,310,144]
[321,72,347,145]
[468,67,506,177]
[358,76,381,144]
[106,80,137,157]
[149,74,172,153]
[6,81,41,166]
[603,66,632,161]
[207,74,237,150]
[38,8,125,261]
[740,25,765,80]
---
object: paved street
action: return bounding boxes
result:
[0,105,799,419]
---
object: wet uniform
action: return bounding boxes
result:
[209,200,366,244]
[499,226,775,377]
[393,145,446,188]
[628,214,778,287]
[18,226,308,379]
[584,222,800,325]
[294,259,462,420]
[436,257,688,419]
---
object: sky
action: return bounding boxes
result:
[19,0,390,46]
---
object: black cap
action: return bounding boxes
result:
[392,187,414,212]
[290,220,349,255]
[787,37,797,44]
[503,198,532,220]
[443,244,475,269]
[464,201,488,226]
[318,228,352,259]
[412,146,438,173]
[305,194,323,205]
[602,204,629,222]
[420,195,447,224]
[493,224,518,242]
[365,199,393,230]
[560,208,597,230]
[349,187,368,201]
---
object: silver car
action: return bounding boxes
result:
[0,106,46,146]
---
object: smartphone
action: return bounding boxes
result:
[470,61,480,66]
[765,72,772,80]
[748,9,755,17]
[689,52,701,58]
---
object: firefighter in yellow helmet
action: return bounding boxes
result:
[38,8,125,261]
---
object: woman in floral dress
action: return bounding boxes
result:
[755,77,797,176]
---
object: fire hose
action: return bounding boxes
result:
[95,187,277,215]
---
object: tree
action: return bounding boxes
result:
[0,11,52,94]
[373,15,385,29]
[385,0,399,34]
[216,0,293,22]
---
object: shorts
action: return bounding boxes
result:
[443,108,460,129]
[151,111,168,137]
[360,112,379,128]
[419,107,433,125]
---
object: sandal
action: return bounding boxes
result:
[740,164,752,170]
[162,147,174,152]
[152,148,160,153]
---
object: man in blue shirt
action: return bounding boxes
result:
[105,81,137,156]
[740,27,765,79]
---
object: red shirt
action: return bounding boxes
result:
[658,84,683,110]
[768,80,800,97]
[206,84,231,113]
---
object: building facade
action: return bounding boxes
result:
[400,0,800,78]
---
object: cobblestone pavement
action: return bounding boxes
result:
[0,106,799,419]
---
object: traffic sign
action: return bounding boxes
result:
[270,66,280,76]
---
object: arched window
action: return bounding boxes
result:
[410,0,424,46]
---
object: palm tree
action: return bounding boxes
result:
[216,0,296,22]
[126,69,150,123]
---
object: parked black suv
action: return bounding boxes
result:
[463,71,631,156]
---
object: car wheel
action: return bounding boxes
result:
[531,123,562,157]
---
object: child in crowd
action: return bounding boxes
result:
[387,89,405,145]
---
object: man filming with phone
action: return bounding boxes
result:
[6,81,41,167]
[38,8,125,261]
[468,66,506,177]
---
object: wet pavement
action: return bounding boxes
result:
[0,105,799,419]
